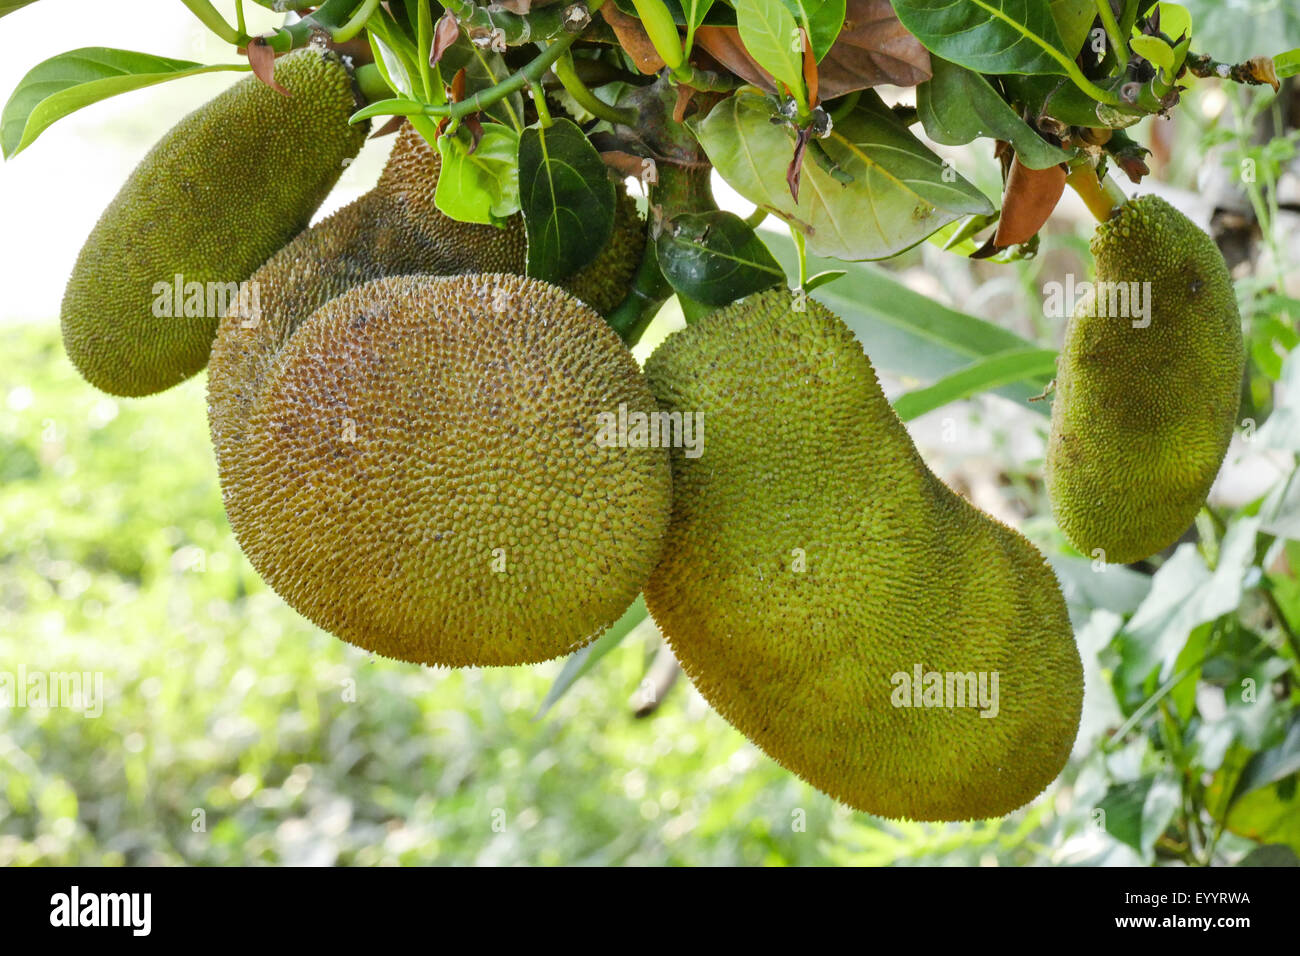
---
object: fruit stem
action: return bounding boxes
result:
[605,241,671,345]
[552,51,639,126]
[180,0,246,45]
[354,62,393,105]
[334,0,381,44]
[1066,164,1126,221]
[1094,0,1129,66]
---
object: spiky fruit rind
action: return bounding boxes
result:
[214,273,671,667]
[1046,195,1244,564]
[60,49,367,397]
[644,290,1082,821]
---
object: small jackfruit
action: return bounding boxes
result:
[60,49,368,397]
[643,290,1082,821]
[209,122,644,461]
[211,273,671,667]
[1046,195,1244,564]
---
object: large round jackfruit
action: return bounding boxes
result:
[209,123,645,462]
[60,49,368,397]
[643,290,1082,821]
[213,273,671,667]
[1046,195,1244,564]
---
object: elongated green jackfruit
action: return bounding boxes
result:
[212,273,670,667]
[60,49,368,397]
[1046,195,1244,564]
[643,290,1082,821]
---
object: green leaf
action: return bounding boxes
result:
[890,0,1070,75]
[803,269,846,291]
[0,0,37,17]
[779,0,846,61]
[435,123,521,224]
[518,118,615,282]
[891,347,1057,421]
[1050,0,1095,54]
[734,0,806,98]
[685,0,719,33]
[1276,48,1300,79]
[1096,776,1180,859]
[1,47,249,159]
[917,57,1074,169]
[533,596,648,720]
[693,92,993,261]
[1120,518,1260,681]
[656,210,786,306]
[762,229,1051,408]
[1236,844,1300,866]
[1232,714,1300,803]
[1130,34,1175,81]
[1223,776,1300,853]
[1154,1,1193,42]
[350,97,427,122]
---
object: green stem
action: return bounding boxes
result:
[264,0,358,52]
[552,51,639,125]
[355,62,393,105]
[605,242,671,345]
[743,207,768,229]
[792,224,808,287]
[335,0,381,44]
[531,80,554,126]
[416,0,435,102]
[180,0,244,44]
[418,22,596,125]
[1095,0,1129,65]
[235,0,247,35]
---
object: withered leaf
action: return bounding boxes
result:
[992,156,1066,248]
[696,0,929,100]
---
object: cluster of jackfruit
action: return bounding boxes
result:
[64,51,1259,823]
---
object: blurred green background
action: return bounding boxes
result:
[2,1,1300,866]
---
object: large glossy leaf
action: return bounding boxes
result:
[762,230,1051,407]
[518,118,615,282]
[694,92,992,261]
[890,0,1069,75]
[2,48,249,159]
[891,346,1058,420]
[657,210,786,305]
[917,57,1073,169]
[734,0,807,97]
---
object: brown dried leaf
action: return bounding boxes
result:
[431,9,461,66]
[819,0,931,95]
[601,4,666,74]
[247,39,288,96]
[600,149,651,179]
[993,157,1066,247]
[696,0,929,100]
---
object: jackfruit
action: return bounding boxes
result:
[209,122,646,473]
[643,289,1082,821]
[60,49,368,398]
[211,272,671,667]
[1046,195,1244,564]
